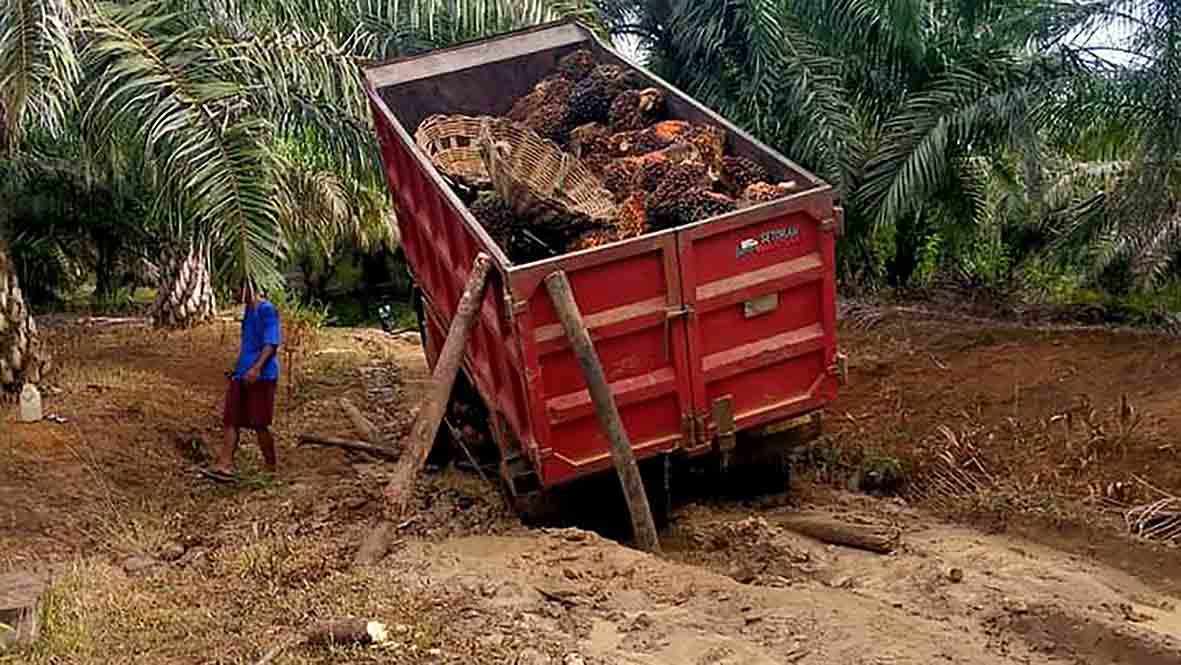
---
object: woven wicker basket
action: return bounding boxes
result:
[476,117,617,223]
[416,114,617,223]
[414,114,494,188]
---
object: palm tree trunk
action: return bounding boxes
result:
[0,244,47,388]
[152,239,217,329]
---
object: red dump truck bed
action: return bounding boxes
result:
[364,22,843,500]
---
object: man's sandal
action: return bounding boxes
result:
[198,467,238,484]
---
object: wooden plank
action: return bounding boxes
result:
[358,256,492,566]
[297,435,399,461]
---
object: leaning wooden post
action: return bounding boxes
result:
[357,253,492,566]
[544,271,660,553]
[383,253,492,517]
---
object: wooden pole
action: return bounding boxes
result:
[297,434,399,461]
[382,253,492,519]
[543,271,660,553]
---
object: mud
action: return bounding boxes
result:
[4,314,1181,664]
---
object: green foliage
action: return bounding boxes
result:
[270,289,328,398]
[858,451,911,495]
[3,0,1181,320]
[1052,281,1181,328]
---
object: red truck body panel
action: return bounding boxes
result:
[365,22,840,489]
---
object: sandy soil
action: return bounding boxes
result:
[1,311,1179,664]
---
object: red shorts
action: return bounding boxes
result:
[223,379,277,429]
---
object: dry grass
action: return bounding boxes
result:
[2,550,465,664]
[0,319,475,663]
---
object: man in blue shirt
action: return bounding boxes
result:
[208,281,282,481]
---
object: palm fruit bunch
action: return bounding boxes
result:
[555,49,596,82]
[688,190,738,220]
[469,192,549,263]
[740,181,798,207]
[529,207,607,250]
[613,193,649,239]
[722,156,768,196]
[570,227,621,251]
[569,122,610,157]
[685,124,726,176]
[522,103,571,143]
[568,65,632,126]
[602,147,688,200]
[568,122,612,173]
[646,162,717,230]
[636,159,673,194]
[609,88,666,132]
[508,76,573,122]
[620,121,719,161]
[570,193,648,250]
[651,188,737,231]
[469,191,517,249]
[625,122,724,169]
[602,159,642,201]
[635,120,694,152]
[601,130,643,158]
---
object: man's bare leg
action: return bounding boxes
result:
[256,428,277,473]
[215,426,239,474]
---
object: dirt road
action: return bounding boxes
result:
[1,313,1179,664]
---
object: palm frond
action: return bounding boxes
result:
[0,0,79,143]
[857,59,1045,230]
[80,1,282,287]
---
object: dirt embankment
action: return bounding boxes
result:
[824,307,1181,594]
[1,314,1179,664]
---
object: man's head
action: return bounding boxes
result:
[238,280,260,307]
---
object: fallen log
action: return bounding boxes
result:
[777,513,900,554]
[298,435,400,461]
[544,270,660,553]
[339,397,380,443]
[306,619,388,646]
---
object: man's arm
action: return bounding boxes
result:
[244,304,282,383]
[244,344,276,383]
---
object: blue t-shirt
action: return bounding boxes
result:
[234,301,282,380]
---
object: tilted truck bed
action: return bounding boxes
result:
[364,22,842,495]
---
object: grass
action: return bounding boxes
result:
[1,571,93,664]
[0,545,459,664]
[0,320,472,664]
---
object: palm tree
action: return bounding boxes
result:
[3,0,611,336]
[608,0,1109,286]
[0,0,77,387]
[1048,0,1181,290]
